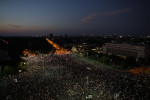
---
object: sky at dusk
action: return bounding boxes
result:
[0,0,150,36]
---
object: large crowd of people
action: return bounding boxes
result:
[0,54,150,100]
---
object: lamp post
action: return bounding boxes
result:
[86,76,89,89]
[87,52,88,58]
[86,75,89,99]
[43,54,47,71]
[86,67,92,99]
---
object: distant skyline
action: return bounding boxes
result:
[0,0,150,36]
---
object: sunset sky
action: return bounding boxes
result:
[0,0,150,36]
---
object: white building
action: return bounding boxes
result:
[103,43,150,58]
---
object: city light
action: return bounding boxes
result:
[23,49,36,56]
[46,38,70,54]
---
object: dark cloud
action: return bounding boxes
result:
[81,13,97,24]
[8,24,22,28]
[80,7,132,24]
[102,8,133,16]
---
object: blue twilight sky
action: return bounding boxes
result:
[0,0,150,36]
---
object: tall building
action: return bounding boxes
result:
[103,43,150,59]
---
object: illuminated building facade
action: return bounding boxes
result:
[103,43,150,58]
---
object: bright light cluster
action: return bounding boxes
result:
[46,38,70,54]
[23,49,36,56]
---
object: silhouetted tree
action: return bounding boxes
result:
[137,57,145,66]
[49,33,53,39]
[51,48,56,54]
[124,56,136,68]
[100,55,110,64]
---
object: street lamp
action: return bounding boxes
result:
[86,67,92,99]
[86,76,89,89]
[43,54,47,71]
[87,52,88,58]
[97,55,98,60]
